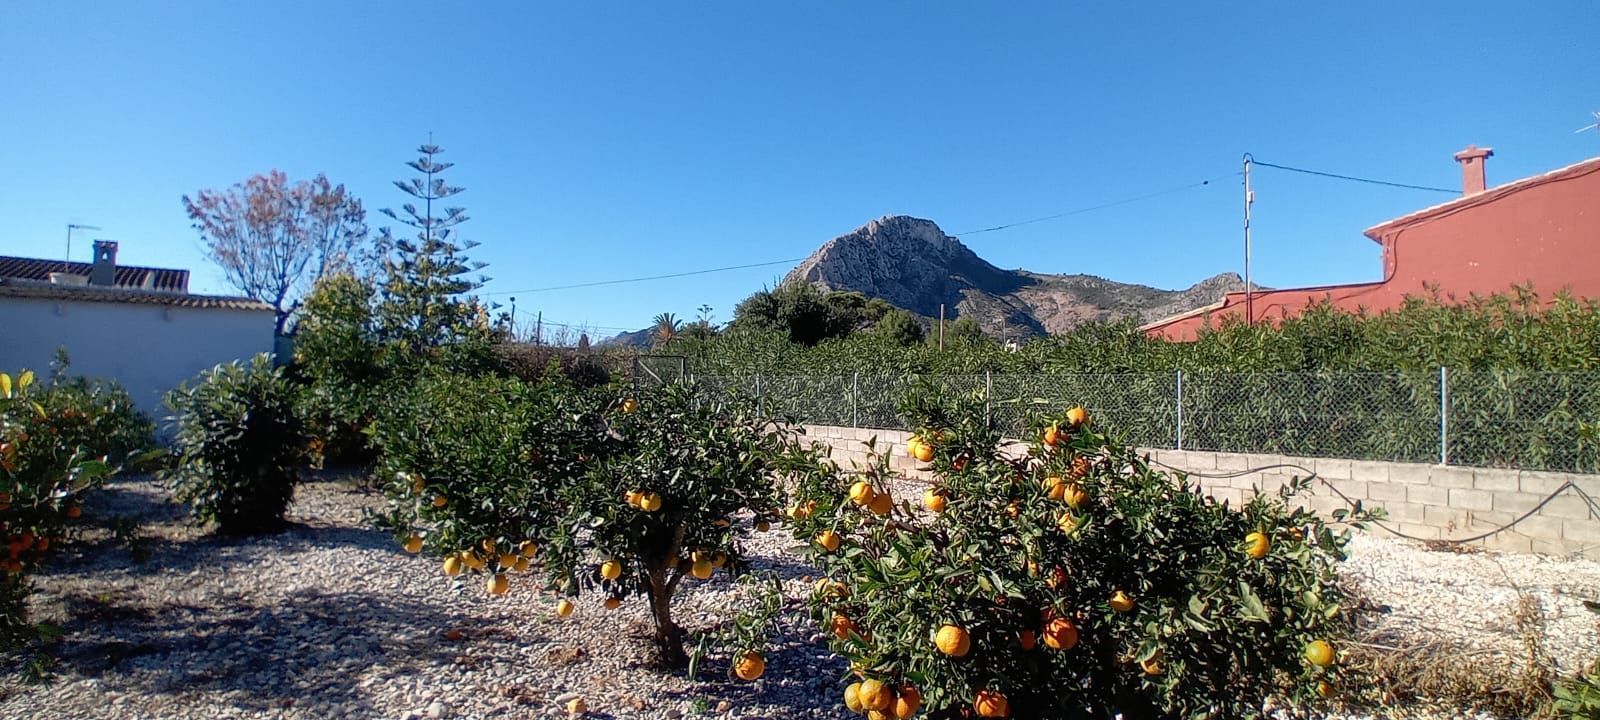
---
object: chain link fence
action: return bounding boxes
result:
[668,370,1600,473]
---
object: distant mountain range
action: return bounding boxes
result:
[602,215,1253,345]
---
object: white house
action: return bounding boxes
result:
[0,241,275,421]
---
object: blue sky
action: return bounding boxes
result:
[2,2,1595,338]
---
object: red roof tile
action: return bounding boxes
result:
[0,256,189,291]
[0,279,272,312]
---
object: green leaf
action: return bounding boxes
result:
[1237,581,1270,622]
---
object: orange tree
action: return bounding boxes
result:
[374,375,815,669]
[0,371,123,668]
[786,392,1375,719]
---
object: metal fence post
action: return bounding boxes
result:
[985,371,993,425]
[1439,366,1450,465]
[851,373,859,427]
[755,373,763,418]
[1175,369,1184,450]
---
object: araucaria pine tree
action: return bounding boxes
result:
[375,143,490,350]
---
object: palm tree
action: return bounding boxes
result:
[652,312,681,348]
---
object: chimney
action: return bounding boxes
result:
[1453,145,1494,195]
[90,240,118,286]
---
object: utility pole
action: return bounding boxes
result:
[1242,154,1255,326]
[509,297,517,339]
[65,223,101,273]
[535,311,543,346]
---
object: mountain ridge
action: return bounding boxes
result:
[782,215,1252,336]
[600,215,1253,346]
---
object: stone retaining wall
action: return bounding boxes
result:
[800,424,1600,558]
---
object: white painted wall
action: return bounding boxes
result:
[0,296,275,425]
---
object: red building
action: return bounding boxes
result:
[1142,147,1600,341]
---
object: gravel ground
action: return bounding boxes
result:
[1,474,1596,720]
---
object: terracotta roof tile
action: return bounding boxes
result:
[0,256,189,291]
[0,279,273,312]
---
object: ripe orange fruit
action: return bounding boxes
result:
[1057,512,1079,534]
[893,686,922,718]
[788,501,816,520]
[849,481,877,507]
[844,683,865,713]
[1043,424,1062,448]
[409,476,427,494]
[498,553,518,569]
[691,559,713,580]
[1070,456,1093,478]
[639,492,663,512]
[1066,406,1088,427]
[512,556,531,573]
[519,540,539,557]
[1140,653,1164,676]
[567,696,587,714]
[442,556,463,576]
[480,538,498,553]
[1043,617,1079,650]
[1018,629,1037,650]
[624,490,643,507]
[734,651,765,681]
[603,596,621,609]
[431,495,448,508]
[462,552,487,571]
[755,520,771,532]
[868,492,893,516]
[556,599,575,617]
[858,679,893,712]
[935,624,971,657]
[601,559,622,580]
[1316,680,1334,698]
[922,489,947,513]
[621,398,638,413]
[1109,590,1134,613]
[402,535,424,554]
[1062,483,1088,509]
[1004,500,1020,519]
[817,530,842,552]
[906,436,924,458]
[1245,531,1271,559]
[486,573,509,595]
[1304,639,1335,667]
[913,443,934,463]
[1044,476,1066,501]
[831,614,856,639]
[974,689,1010,718]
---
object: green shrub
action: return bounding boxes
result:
[785,392,1377,719]
[162,355,304,534]
[290,274,387,466]
[0,370,118,660]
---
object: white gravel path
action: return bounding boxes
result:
[0,475,1593,720]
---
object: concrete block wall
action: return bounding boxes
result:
[800,425,1600,559]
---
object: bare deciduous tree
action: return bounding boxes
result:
[184,171,369,334]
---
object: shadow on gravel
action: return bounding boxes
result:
[49,587,479,716]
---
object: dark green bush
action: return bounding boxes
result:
[1,369,121,666]
[162,355,304,535]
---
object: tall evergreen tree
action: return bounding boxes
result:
[375,143,489,349]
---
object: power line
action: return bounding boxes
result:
[951,174,1236,235]
[1250,160,1457,194]
[480,160,1444,297]
[482,257,804,296]
[483,174,1233,297]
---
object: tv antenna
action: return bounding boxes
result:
[66,223,102,272]
[1575,111,1600,135]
